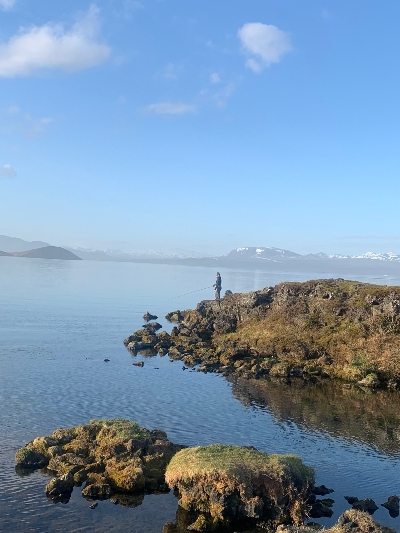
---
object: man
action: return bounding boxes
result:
[213,272,222,300]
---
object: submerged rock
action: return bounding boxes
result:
[352,498,379,514]
[381,495,399,517]
[165,444,315,531]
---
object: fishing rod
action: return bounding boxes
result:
[171,286,213,299]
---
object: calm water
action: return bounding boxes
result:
[0,257,399,532]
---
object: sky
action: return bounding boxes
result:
[1,0,400,256]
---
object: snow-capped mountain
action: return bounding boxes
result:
[226,247,400,262]
[226,247,301,261]
[332,252,400,261]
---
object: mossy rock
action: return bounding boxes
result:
[105,457,145,492]
[166,444,314,527]
[15,447,48,468]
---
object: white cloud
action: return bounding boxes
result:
[238,22,293,72]
[0,4,110,77]
[0,0,15,11]
[210,72,221,85]
[144,102,197,115]
[0,164,16,178]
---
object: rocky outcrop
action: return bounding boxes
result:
[165,444,315,531]
[381,495,399,518]
[143,311,158,321]
[275,509,396,533]
[15,419,184,504]
[124,279,400,388]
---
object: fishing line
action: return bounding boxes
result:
[170,286,213,299]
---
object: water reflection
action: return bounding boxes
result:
[228,376,400,456]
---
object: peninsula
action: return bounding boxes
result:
[124,278,400,390]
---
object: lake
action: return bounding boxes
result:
[0,256,399,532]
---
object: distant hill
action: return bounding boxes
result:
[0,250,11,256]
[12,246,82,260]
[0,235,50,253]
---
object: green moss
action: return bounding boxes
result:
[166,444,314,485]
[89,418,149,440]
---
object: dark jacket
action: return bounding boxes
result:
[214,276,222,291]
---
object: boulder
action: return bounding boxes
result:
[143,311,158,321]
[352,498,379,514]
[165,444,314,530]
[381,495,399,517]
[45,473,74,501]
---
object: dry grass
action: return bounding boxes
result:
[212,280,400,384]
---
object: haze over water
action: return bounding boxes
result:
[1,257,399,532]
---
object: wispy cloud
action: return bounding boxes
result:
[210,72,221,85]
[2,106,55,138]
[144,102,197,115]
[122,0,144,19]
[238,22,293,73]
[163,62,183,80]
[0,0,15,11]
[0,164,16,178]
[0,4,111,77]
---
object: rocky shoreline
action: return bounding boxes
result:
[124,279,400,390]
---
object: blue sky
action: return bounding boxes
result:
[1,0,400,255]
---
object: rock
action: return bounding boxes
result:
[309,498,334,518]
[104,358,110,362]
[143,311,158,321]
[142,322,162,333]
[381,495,399,517]
[45,473,74,501]
[336,509,396,532]
[15,447,48,468]
[165,310,185,323]
[345,496,359,504]
[16,419,184,506]
[132,361,144,367]
[276,510,397,533]
[352,498,379,514]
[313,484,334,496]
[165,444,314,530]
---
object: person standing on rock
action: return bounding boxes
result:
[213,272,222,300]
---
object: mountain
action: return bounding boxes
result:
[12,246,82,260]
[64,246,212,262]
[226,247,302,261]
[0,250,11,256]
[225,247,400,263]
[0,235,50,253]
